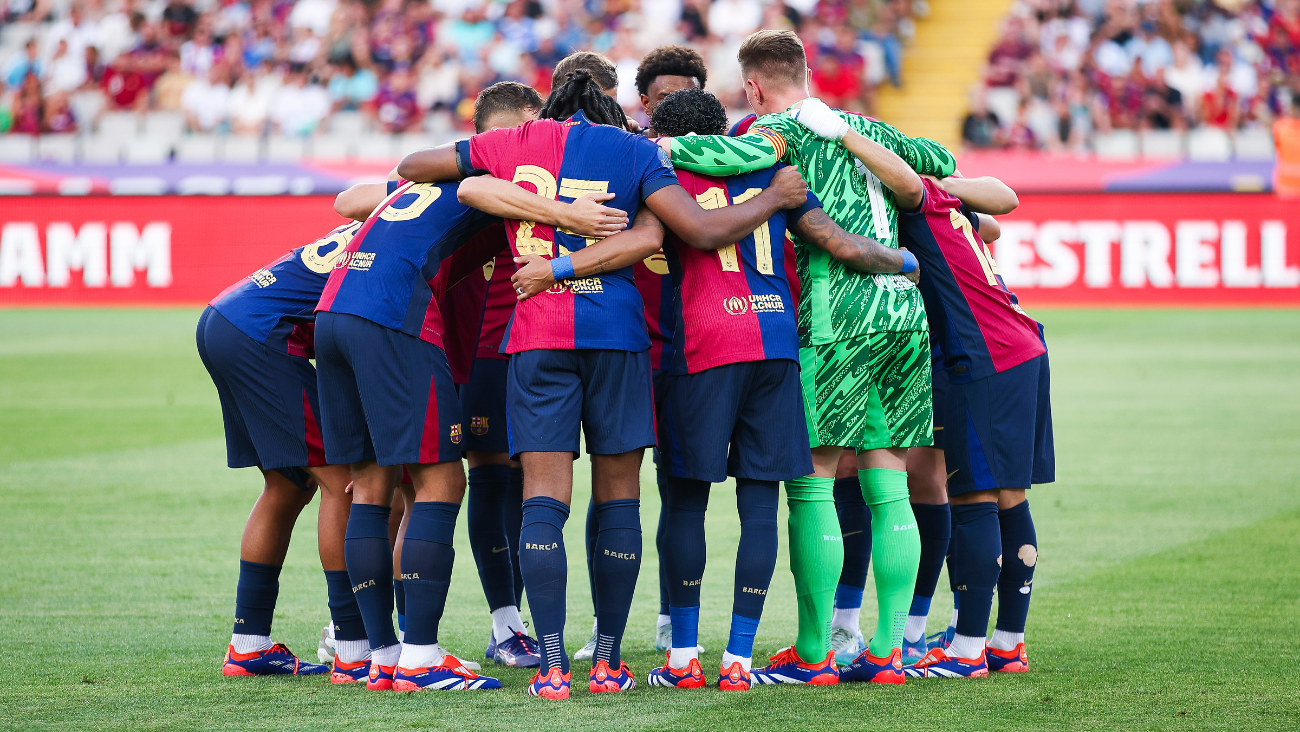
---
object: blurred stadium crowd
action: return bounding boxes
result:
[962,0,1298,158]
[0,0,919,162]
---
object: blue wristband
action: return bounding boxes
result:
[899,250,918,274]
[550,255,575,281]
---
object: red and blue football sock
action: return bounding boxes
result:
[344,503,399,658]
[592,498,642,668]
[519,496,570,674]
[948,501,1001,660]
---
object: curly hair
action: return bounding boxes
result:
[540,70,630,130]
[634,45,708,96]
[648,87,728,138]
[472,81,544,133]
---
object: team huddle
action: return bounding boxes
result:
[198,28,1053,699]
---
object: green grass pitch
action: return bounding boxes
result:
[1,308,1298,731]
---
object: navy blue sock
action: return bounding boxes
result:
[996,500,1038,634]
[584,497,598,619]
[951,502,1001,641]
[947,502,959,615]
[519,496,570,673]
[834,476,871,596]
[663,477,708,610]
[507,467,525,607]
[401,501,459,646]
[324,569,367,641]
[836,584,864,611]
[344,503,398,650]
[467,465,515,611]
[655,462,670,616]
[592,498,642,666]
[733,479,778,621]
[233,560,281,637]
[393,579,406,635]
[726,613,761,659]
[912,502,952,607]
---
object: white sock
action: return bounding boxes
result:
[950,608,959,628]
[492,605,526,642]
[989,629,1024,651]
[371,643,401,667]
[948,633,985,660]
[397,642,444,670]
[721,650,751,673]
[335,639,371,664]
[668,646,698,668]
[397,629,404,642]
[657,614,671,629]
[903,615,928,644]
[831,606,861,633]
[230,634,274,653]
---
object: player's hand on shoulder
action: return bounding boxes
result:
[770,165,810,209]
[791,97,849,141]
[565,192,629,239]
[511,255,555,301]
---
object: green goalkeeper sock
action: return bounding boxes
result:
[786,476,843,663]
[860,468,921,657]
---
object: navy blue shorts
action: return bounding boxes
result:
[930,365,950,451]
[314,311,463,466]
[944,352,1055,495]
[196,307,326,472]
[506,349,655,457]
[461,357,510,454]
[659,359,813,483]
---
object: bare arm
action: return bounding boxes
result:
[644,166,809,251]
[791,208,916,281]
[396,142,462,183]
[456,176,629,239]
[929,175,1019,215]
[976,213,1001,242]
[334,183,390,221]
[510,208,666,299]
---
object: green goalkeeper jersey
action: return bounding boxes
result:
[666,110,956,346]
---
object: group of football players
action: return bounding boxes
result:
[200,28,1053,699]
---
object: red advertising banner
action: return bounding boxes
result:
[0,196,347,306]
[996,193,1300,307]
[0,193,1297,307]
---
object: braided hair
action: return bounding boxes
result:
[540,70,631,130]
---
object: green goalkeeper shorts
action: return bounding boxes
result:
[799,330,934,450]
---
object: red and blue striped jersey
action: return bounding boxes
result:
[435,232,511,384]
[209,221,360,358]
[665,166,820,375]
[634,252,675,372]
[466,110,681,353]
[315,179,499,349]
[899,178,1045,382]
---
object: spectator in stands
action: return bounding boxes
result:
[43,90,77,133]
[180,20,222,77]
[962,85,1002,149]
[183,62,232,132]
[708,0,762,41]
[1005,100,1037,150]
[102,49,148,110]
[47,4,98,62]
[11,73,43,134]
[154,55,194,111]
[1164,38,1204,116]
[986,15,1033,87]
[162,0,200,45]
[1201,64,1240,130]
[373,65,421,132]
[327,55,379,111]
[271,64,331,135]
[4,40,42,89]
[44,39,88,94]
[0,83,12,133]
[83,45,106,88]
[228,62,277,134]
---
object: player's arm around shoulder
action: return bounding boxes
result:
[657,128,784,176]
[333,166,407,221]
[788,98,923,210]
[926,174,1019,216]
[643,166,808,250]
[844,110,957,178]
[792,207,919,282]
[511,207,666,300]
[395,140,466,183]
[455,175,629,239]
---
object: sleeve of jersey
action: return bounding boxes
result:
[789,190,823,225]
[849,115,957,178]
[387,180,401,194]
[638,138,682,199]
[667,129,785,176]
[466,129,516,178]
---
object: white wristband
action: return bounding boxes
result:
[792,97,849,141]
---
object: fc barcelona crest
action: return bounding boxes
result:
[449,424,463,444]
[471,417,490,436]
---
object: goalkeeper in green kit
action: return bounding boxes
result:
[656,29,956,685]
